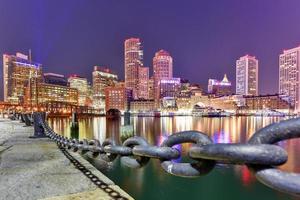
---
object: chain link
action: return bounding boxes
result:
[33,112,300,196]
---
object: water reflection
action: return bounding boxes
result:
[49,116,300,200]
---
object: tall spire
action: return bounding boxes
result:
[222,74,229,82]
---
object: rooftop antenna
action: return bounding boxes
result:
[29,49,32,62]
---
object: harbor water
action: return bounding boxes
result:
[49,116,300,200]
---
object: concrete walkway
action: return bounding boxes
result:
[0,119,133,200]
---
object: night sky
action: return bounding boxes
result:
[0,0,300,100]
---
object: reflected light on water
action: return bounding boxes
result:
[49,115,300,192]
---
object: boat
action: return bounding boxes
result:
[192,107,233,117]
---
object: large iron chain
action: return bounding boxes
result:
[33,112,300,196]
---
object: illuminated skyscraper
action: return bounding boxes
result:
[236,55,258,96]
[3,52,42,104]
[279,46,300,111]
[68,75,88,106]
[92,66,118,111]
[153,50,173,102]
[124,38,143,99]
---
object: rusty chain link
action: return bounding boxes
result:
[32,112,300,196]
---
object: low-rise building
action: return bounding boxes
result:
[130,99,155,113]
[244,94,291,111]
[158,78,181,99]
[208,74,232,96]
[105,85,132,113]
[176,95,192,111]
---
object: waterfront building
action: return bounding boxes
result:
[158,78,181,99]
[138,66,149,99]
[153,50,173,102]
[176,95,192,111]
[189,84,204,95]
[279,46,300,111]
[44,73,68,86]
[68,75,88,106]
[105,85,132,113]
[24,77,40,107]
[3,52,42,104]
[191,93,210,109]
[210,95,239,111]
[25,78,78,107]
[37,83,78,105]
[161,97,177,110]
[130,99,155,113]
[92,66,118,111]
[208,74,232,96]
[124,38,143,99]
[236,55,258,96]
[244,94,291,112]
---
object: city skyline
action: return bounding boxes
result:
[0,0,300,100]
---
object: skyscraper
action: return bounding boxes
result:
[153,50,173,102]
[3,52,42,104]
[124,38,143,99]
[236,55,258,96]
[279,46,300,111]
[68,75,88,106]
[92,66,118,111]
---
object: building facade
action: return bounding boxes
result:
[138,66,149,99]
[158,78,181,99]
[92,66,118,111]
[44,73,68,86]
[130,99,155,113]
[208,74,232,96]
[153,50,173,101]
[37,83,78,105]
[124,38,143,99]
[68,75,88,106]
[148,77,155,100]
[244,94,291,111]
[236,55,258,96]
[279,46,300,111]
[3,53,42,104]
[105,85,132,113]
[25,79,78,107]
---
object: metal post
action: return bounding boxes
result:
[70,112,79,139]
[124,111,131,126]
[31,112,47,138]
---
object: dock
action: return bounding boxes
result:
[0,118,133,200]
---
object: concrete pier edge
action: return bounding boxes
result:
[0,119,134,200]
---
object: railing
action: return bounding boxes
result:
[17,112,300,196]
